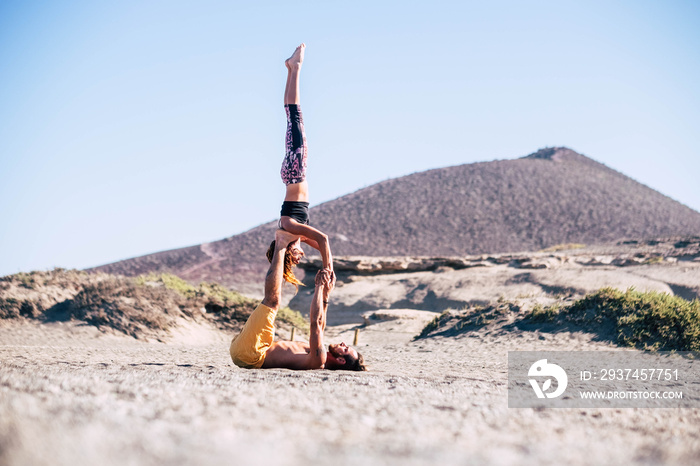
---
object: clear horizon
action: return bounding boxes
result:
[1,1,699,277]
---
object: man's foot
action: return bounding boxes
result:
[285,43,305,70]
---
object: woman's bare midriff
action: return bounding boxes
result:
[284,181,309,202]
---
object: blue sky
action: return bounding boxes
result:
[1,0,699,277]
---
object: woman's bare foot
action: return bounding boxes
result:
[285,43,305,70]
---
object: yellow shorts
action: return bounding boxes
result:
[230,303,277,369]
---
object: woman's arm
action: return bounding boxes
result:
[300,237,321,251]
[280,217,333,271]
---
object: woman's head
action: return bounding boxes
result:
[287,238,305,264]
[266,239,305,290]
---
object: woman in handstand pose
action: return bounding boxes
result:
[266,43,333,288]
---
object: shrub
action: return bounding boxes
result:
[415,310,451,339]
[417,288,699,351]
[0,298,21,319]
[69,276,188,338]
[525,288,700,351]
[527,303,561,323]
[416,302,521,340]
[566,288,700,351]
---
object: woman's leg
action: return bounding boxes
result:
[281,44,308,187]
[284,43,304,105]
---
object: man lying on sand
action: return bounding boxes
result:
[230,229,366,371]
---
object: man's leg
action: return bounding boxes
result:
[230,230,300,368]
[262,230,297,309]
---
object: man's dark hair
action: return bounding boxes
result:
[329,350,367,372]
[349,352,367,371]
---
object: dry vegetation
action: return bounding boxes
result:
[415,301,522,340]
[417,288,700,351]
[0,269,306,339]
[527,287,700,351]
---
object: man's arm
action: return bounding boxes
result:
[306,275,327,369]
[319,270,335,331]
[306,269,336,368]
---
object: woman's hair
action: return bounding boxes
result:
[266,240,304,291]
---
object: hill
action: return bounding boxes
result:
[89,147,700,294]
[0,269,306,338]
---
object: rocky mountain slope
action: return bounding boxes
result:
[90,147,700,294]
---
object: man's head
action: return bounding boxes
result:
[326,342,366,371]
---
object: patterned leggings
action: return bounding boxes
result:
[281,104,308,185]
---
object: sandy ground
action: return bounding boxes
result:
[2,311,699,466]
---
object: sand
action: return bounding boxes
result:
[2,311,699,466]
[3,239,700,464]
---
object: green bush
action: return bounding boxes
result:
[419,288,699,351]
[566,288,700,351]
[526,288,700,351]
[135,273,198,297]
[527,303,561,323]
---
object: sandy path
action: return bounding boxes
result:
[179,243,226,278]
[1,318,699,465]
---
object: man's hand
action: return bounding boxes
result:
[315,268,335,293]
[326,268,336,291]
